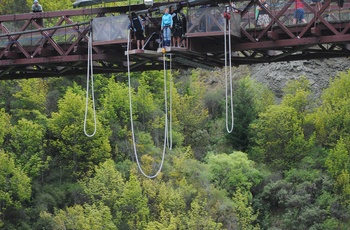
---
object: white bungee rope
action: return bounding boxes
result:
[84,31,97,137]
[126,30,167,179]
[224,10,235,133]
[167,54,173,150]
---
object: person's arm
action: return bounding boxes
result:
[170,15,173,28]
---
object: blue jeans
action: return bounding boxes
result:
[163,26,171,46]
[294,8,305,23]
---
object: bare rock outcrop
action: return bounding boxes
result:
[249,58,350,99]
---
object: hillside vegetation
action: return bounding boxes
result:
[0,1,350,229]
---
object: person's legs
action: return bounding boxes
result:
[316,1,321,11]
[300,9,306,23]
[137,40,140,49]
[163,28,167,46]
[293,9,306,24]
[293,10,298,24]
[164,27,171,47]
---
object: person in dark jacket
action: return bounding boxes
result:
[131,12,145,49]
[170,6,182,47]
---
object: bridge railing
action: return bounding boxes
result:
[0,21,90,48]
[238,0,350,29]
[186,7,241,37]
[92,15,130,44]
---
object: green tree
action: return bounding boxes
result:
[206,151,262,195]
[116,173,149,230]
[8,118,50,178]
[227,77,274,151]
[325,137,350,204]
[313,71,350,147]
[100,79,131,132]
[1,0,28,14]
[254,169,347,229]
[11,78,48,123]
[48,85,111,180]
[81,159,124,225]
[143,179,187,230]
[0,109,11,147]
[99,79,132,161]
[26,0,73,12]
[186,195,222,229]
[0,150,31,227]
[39,203,116,229]
[250,105,309,170]
[173,71,209,159]
[232,188,260,230]
[281,76,311,116]
[0,81,17,113]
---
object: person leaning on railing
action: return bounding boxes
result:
[32,0,44,27]
[32,0,43,12]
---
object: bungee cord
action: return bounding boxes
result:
[84,31,97,137]
[166,53,173,150]
[224,10,234,133]
[126,30,167,179]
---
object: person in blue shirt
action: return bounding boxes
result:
[161,7,173,47]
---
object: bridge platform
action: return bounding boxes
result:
[0,0,350,79]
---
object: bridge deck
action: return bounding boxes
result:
[0,0,350,79]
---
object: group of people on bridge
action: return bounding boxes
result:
[29,0,348,51]
[129,4,187,50]
[161,5,187,48]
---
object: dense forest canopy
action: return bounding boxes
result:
[0,1,349,229]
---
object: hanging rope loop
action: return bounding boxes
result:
[126,30,167,179]
[84,31,97,137]
[224,11,235,133]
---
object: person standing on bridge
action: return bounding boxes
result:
[130,12,145,50]
[293,0,307,24]
[32,0,43,27]
[311,0,322,12]
[257,0,270,28]
[170,5,182,48]
[161,7,173,47]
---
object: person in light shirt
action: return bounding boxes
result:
[32,0,44,26]
[32,0,43,12]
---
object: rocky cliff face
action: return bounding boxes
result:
[249,58,350,99]
[183,58,350,103]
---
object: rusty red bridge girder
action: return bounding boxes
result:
[0,0,350,80]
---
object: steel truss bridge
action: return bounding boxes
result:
[0,0,350,80]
